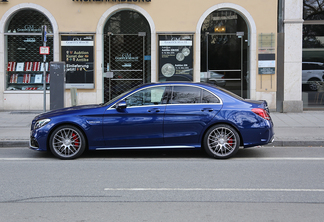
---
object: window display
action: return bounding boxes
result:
[7,61,50,90]
[5,9,53,91]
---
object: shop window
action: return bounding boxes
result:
[5,9,53,91]
[303,1,324,108]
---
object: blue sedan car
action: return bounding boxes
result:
[30,82,274,159]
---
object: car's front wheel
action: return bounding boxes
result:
[49,125,86,159]
[203,124,240,159]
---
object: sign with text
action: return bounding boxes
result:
[158,35,193,81]
[39,46,50,55]
[61,35,94,89]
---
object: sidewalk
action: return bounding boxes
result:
[0,110,323,147]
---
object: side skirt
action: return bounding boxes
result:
[96,146,196,150]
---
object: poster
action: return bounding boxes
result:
[61,35,94,89]
[158,35,193,81]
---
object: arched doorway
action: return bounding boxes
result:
[200,9,249,98]
[103,10,151,102]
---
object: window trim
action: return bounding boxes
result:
[107,84,223,110]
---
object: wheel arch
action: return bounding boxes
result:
[308,77,321,81]
[46,122,89,151]
[201,122,244,147]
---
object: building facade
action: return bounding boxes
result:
[0,0,313,112]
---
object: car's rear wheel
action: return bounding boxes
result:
[49,125,86,159]
[203,124,240,159]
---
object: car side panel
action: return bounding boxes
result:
[163,104,221,145]
[212,108,274,147]
[102,105,165,147]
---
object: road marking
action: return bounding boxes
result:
[104,188,324,192]
[237,158,324,161]
[1,157,324,161]
[0,158,43,161]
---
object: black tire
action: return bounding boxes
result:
[203,124,240,159]
[49,125,86,159]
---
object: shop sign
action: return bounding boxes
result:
[61,35,94,89]
[158,35,193,81]
[17,25,41,33]
[72,0,151,2]
[258,53,275,75]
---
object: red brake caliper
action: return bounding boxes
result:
[72,133,79,150]
[228,137,234,147]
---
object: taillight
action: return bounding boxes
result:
[252,108,270,120]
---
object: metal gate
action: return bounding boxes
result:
[205,32,245,97]
[104,33,146,102]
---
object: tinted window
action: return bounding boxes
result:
[170,86,220,104]
[202,90,220,103]
[125,86,167,107]
[171,86,201,104]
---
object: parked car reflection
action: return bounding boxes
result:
[160,71,226,87]
[302,62,324,91]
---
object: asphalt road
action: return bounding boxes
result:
[1,147,324,221]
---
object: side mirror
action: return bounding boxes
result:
[116,101,127,110]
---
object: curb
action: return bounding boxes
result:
[267,141,324,147]
[0,141,29,147]
[0,140,323,148]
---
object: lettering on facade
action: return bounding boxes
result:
[23,38,36,43]
[17,25,41,33]
[115,53,139,62]
[72,0,151,2]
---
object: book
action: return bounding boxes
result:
[10,74,18,83]
[34,74,42,83]
[46,74,50,83]
[16,63,24,71]
[40,62,49,71]
[7,62,16,71]
[17,75,24,84]
[32,62,40,71]
[23,74,31,83]
[25,62,33,71]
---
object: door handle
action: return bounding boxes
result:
[201,108,214,112]
[148,108,160,113]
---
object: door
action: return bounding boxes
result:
[104,33,146,102]
[103,86,168,147]
[205,32,246,97]
[163,85,222,145]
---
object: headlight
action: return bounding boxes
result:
[34,119,51,129]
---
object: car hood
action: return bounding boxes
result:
[34,104,102,120]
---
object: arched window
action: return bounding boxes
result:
[5,9,53,91]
